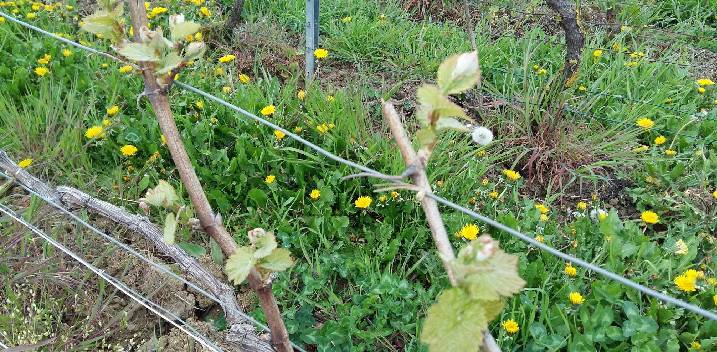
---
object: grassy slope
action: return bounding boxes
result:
[1,0,717,350]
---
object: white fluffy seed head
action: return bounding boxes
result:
[471,126,494,146]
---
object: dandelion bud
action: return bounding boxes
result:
[471,126,493,146]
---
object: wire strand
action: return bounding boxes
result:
[0,203,224,352]
[0,172,300,349]
[2,10,716,322]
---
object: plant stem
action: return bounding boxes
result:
[381,101,500,352]
[125,1,293,350]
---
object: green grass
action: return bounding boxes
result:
[1,0,717,350]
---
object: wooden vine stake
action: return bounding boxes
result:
[378,51,524,351]
[120,1,293,350]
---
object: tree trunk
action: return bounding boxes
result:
[225,0,245,33]
[546,0,585,86]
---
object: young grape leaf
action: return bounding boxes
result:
[455,249,526,301]
[117,42,161,62]
[258,248,294,272]
[421,288,488,351]
[225,246,256,285]
[163,212,177,245]
[143,180,179,208]
[436,117,469,132]
[253,232,278,259]
[416,85,470,121]
[177,242,206,257]
[156,52,183,74]
[437,51,480,95]
[170,21,201,41]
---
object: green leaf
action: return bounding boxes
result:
[436,117,469,132]
[177,242,206,257]
[416,85,470,121]
[162,212,177,245]
[454,248,525,301]
[415,128,436,146]
[258,248,294,272]
[253,232,278,259]
[184,42,206,61]
[170,21,201,41]
[156,52,183,74]
[117,42,160,62]
[225,246,256,285]
[436,51,480,95]
[210,238,224,265]
[80,12,116,36]
[247,188,268,207]
[420,288,488,352]
[143,180,179,208]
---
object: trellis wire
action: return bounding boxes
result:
[0,203,224,352]
[2,11,717,322]
[0,172,309,352]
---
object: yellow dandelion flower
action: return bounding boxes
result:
[106,105,120,116]
[34,66,49,77]
[294,126,302,133]
[62,49,72,57]
[297,89,306,100]
[696,78,714,87]
[501,319,519,334]
[195,100,204,110]
[120,144,138,157]
[239,74,251,84]
[341,16,352,23]
[539,214,549,222]
[199,6,211,17]
[119,65,133,74]
[314,48,328,59]
[636,117,654,129]
[456,223,479,241]
[274,130,286,140]
[218,54,236,63]
[85,125,105,139]
[578,85,587,92]
[222,86,232,93]
[309,189,320,200]
[391,191,399,199]
[564,263,577,277]
[265,175,276,184]
[214,67,225,76]
[654,135,666,145]
[260,105,275,116]
[317,124,329,134]
[26,12,37,19]
[577,201,587,210]
[489,190,499,199]
[18,158,33,168]
[354,196,372,209]
[326,95,335,102]
[641,210,659,224]
[569,292,585,305]
[534,235,544,243]
[503,169,521,181]
[691,341,701,350]
[102,119,111,127]
[674,273,697,292]
[698,87,706,94]
[379,195,387,202]
[665,149,677,156]
[535,204,549,214]
[592,49,603,58]
[161,134,167,145]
